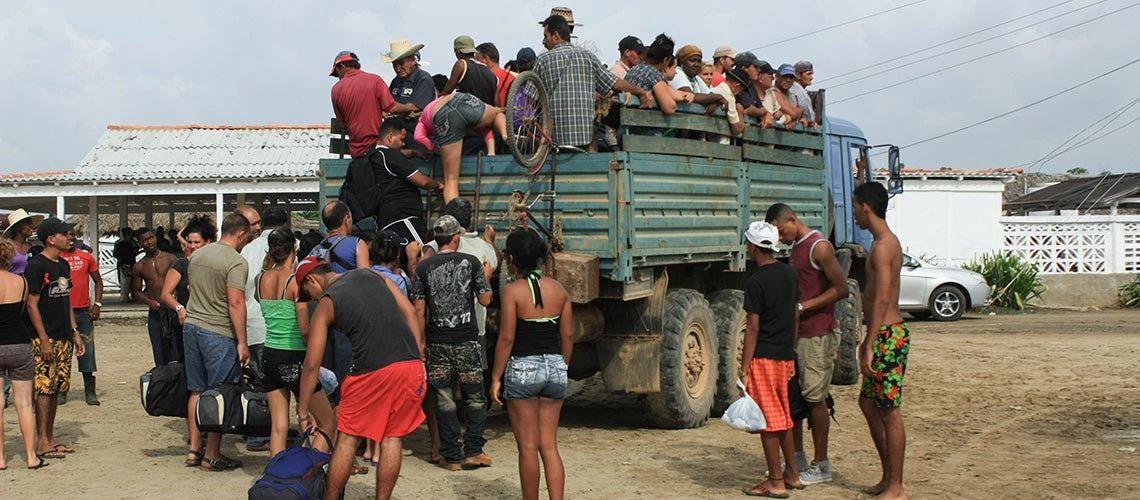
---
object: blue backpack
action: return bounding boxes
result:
[248,429,337,500]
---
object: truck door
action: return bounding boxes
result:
[841,139,873,250]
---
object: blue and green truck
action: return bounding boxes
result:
[320,96,901,428]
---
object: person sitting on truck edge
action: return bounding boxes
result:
[734,53,775,129]
[766,203,850,486]
[412,215,494,471]
[441,36,498,107]
[384,39,435,155]
[739,221,805,497]
[708,68,747,144]
[373,119,443,275]
[490,229,573,500]
[711,45,736,87]
[795,60,823,127]
[774,64,812,128]
[853,182,909,500]
[475,42,515,108]
[611,35,645,79]
[672,45,728,114]
[623,34,688,119]
[534,14,653,150]
[414,92,508,204]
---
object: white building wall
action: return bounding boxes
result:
[881,178,1007,267]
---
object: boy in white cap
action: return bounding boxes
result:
[739,221,805,497]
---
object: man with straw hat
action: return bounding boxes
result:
[544,6,583,34]
[384,39,435,154]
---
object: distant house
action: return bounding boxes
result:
[0,124,336,259]
[874,168,1021,266]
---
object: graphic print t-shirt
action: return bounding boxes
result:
[411,252,491,343]
[25,254,73,340]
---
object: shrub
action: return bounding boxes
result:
[1119,276,1140,307]
[962,252,1045,310]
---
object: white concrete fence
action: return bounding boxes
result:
[1001,215,1140,274]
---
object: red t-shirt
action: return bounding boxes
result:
[331,70,397,157]
[492,68,515,108]
[62,249,99,309]
[711,71,726,87]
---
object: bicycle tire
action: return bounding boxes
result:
[504,71,552,172]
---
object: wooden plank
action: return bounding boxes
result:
[620,107,732,136]
[329,137,350,156]
[624,135,741,162]
[743,144,824,169]
[742,126,823,151]
[330,118,347,136]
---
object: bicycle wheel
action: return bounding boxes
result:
[504,71,552,173]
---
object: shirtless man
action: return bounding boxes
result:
[132,227,179,366]
[852,182,908,500]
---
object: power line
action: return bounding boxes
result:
[1018,97,1140,172]
[871,56,1140,155]
[743,0,929,52]
[820,0,1099,87]
[830,1,1140,105]
[1025,110,1140,171]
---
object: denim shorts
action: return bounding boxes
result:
[183,322,240,392]
[433,93,486,147]
[503,354,568,401]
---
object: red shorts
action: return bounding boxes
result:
[746,358,796,432]
[337,360,427,440]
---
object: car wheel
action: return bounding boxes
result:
[929,285,966,321]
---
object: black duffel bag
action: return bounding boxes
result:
[140,362,189,418]
[195,379,271,437]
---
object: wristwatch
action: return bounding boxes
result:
[93,301,102,307]
[796,302,804,312]
[175,305,185,311]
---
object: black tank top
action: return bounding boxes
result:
[324,269,421,374]
[0,281,31,345]
[511,272,562,357]
[457,60,498,106]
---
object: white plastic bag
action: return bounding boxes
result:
[721,379,766,432]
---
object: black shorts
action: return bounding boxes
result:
[377,213,428,245]
[260,347,307,395]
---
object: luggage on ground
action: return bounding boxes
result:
[195,382,271,436]
[248,429,335,500]
[140,362,190,418]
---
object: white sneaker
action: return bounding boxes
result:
[799,460,833,485]
[794,451,808,472]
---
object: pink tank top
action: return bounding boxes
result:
[790,231,838,338]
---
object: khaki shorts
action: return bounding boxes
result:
[796,328,840,403]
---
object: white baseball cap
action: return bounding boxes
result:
[745,221,779,251]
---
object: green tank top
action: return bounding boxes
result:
[258,273,305,351]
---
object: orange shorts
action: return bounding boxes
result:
[746,358,796,432]
[337,360,427,440]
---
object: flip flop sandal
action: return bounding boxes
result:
[53,444,76,454]
[36,451,66,460]
[185,450,204,467]
[351,465,370,475]
[200,455,242,472]
[743,485,790,498]
[29,458,50,470]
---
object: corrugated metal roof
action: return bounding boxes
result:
[875,168,1022,179]
[1005,173,1140,210]
[2,125,335,183]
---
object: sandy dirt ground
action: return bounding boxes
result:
[1,309,1138,499]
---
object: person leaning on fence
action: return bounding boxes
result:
[610,35,645,79]
[795,60,823,128]
[734,53,775,129]
[672,44,728,114]
[534,14,653,150]
[622,34,684,116]
[739,221,805,498]
[708,68,747,143]
[774,64,812,129]
[490,229,573,500]
[710,45,736,87]
[414,92,508,204]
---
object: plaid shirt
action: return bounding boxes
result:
[534,42,618,147]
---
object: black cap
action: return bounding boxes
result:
[516,47,537,64]
[36,217,75,242]
[619,36,645,53]
[726,68,751,86]
[734,51,759,69]
[756,61,775,75]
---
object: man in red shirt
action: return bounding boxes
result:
[61,230,103,406]
[475,42,515,107]
[766,203,850,486]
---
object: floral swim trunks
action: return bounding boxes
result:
[860,323,910,408]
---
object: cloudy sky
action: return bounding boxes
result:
[2,0,1137,176]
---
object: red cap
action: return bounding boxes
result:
[330,51,359,77]
[294,256,325,302]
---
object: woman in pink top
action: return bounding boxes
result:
[415,92,507,203]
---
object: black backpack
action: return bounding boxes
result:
[338,150,380,222]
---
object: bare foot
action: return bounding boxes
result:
[782,471,804,489]
[0,456,7,470]
[862,480,889,496]
[873,485,907,500]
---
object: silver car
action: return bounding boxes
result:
[899,253,991,321]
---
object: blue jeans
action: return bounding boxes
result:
[427,340,487,463]
[182,322,239,393]
[75,307,97,373]
[503,354,568,401]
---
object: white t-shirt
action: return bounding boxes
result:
[709,82,740,145]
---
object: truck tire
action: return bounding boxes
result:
[646,289,719,429]
[708,289,746,416]
[832,278,863,386]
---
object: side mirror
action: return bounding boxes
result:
[887,145,903,195]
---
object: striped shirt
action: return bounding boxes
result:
[787,83,815,123]
[533,42,619,147]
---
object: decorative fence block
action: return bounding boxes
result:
[1001,216,1140,274]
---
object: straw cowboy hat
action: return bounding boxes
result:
[547,6,583,26]
[3,209,45,238]
[381,39,425,63]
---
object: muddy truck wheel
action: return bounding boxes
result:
[646,289,719,429]
[708,289,746,416]
[832,278,863,385]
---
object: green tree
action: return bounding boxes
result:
[1066,167,1088,176]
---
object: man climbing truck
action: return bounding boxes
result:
[321,83,902,428]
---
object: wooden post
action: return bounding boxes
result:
[215,193,225,241]
[88,196,99,258]
[118,196,129,231]
[56,196,65,219]
[144,197,154,229]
